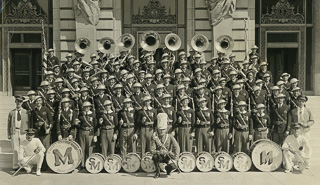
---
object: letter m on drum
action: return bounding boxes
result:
[260,151,273,165]
[53,147,74,166]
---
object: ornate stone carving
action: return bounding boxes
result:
[205,0,236,27]
[261,0,304,24]
[132,0,176,24]
[74,0,101,25]
[5,0,47,24]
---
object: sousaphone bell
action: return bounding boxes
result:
[75,38,91,54]
[165,33,181,51]
[214,35,234,53]
[140,31,161,51]
[191,34,209,52]
[98,37,116,54]
[118,33,135,51]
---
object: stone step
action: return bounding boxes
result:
[0,140,13,153]
[0,153,13,169]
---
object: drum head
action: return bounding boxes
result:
[46,140,82,174]
[214,152,233,172]
[178,152,196,173]
[104,154,122,174]
[232,152,252,172]
[251,140,282,172]
[121,153,141,173]
[196,152,214,172]
[141,152,156,173]
[85,153,105,174]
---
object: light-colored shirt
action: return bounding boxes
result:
[19,138,46,160]
[282,135,312,158]
[15,109,21,128]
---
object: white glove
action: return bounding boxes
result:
[196,119,200,125]
[171,131,175,136]
[58,135,63,141]
[119,118,124,125]
[228,133,232,139]
[99,118,103,124]
[133,134,138,140]
[93,136,97,142]
[190,132,195,138]
[178,116,182,123]
[285,131,289,136]
[142,117,147,123]
[248,135,253,141]
[68,135,73,140]
[208,132,214,137]
[113,134,117,141]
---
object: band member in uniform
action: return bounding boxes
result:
[8,96,29,170]
[280,73,291,90]
[250,86,266,111]
[23,90,37,111]
[77,101,98,170]
[158,94,176,136]
[288,95,314,141]
[138,96,157,156]
[232,101,253,154]
[252,104,270,141]
[289,78,299,91]
[118,98,137,158]
[53,65,63,79]
[94,85,110,116]
[61,53,74,74]
[214,99,232,153]
[195,97,214,153]
[175,96,195,152]
[99,100,118,158]
[18,129,46,176]
[46,49,60,70]
[112,84,125,113]
[163,74,175,98]
[256,62,272,80]
[151,114,180,178]
[144,73,156,95]
[282,123,312,173]
[270,94,290,145]
[56,98,76,140]
[180,60,192,78]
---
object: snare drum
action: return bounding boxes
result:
[196,152,214,172]
[250,139,282,172]
[141,152,156,173]
[46,140,82,174]
[232,152,252,172]
[104,154,122,174]
[178,152,196,172]
[121,153,141,173]
[213,152,233,172]
[85,153,105,174]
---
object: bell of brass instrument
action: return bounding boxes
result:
[98,37,116,54]
[140,31,161,51]
[191,34,209,52]
[214,35,234,53]
[118,33,135,51]
[165,33,181,51]
[75,38,91,54]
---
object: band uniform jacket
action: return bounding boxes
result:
[195,108,214,129]
[250,93,266,109]
[151,134,180,161]
[94,94,111,114]
[118,108,137,131]
[46,98,59,118]
[78,111,98,136]
[47,55,60,69]
[153,95,164,110]
[33,106,53,136]
[194,94,211,111]
[8,108,29,136]
[132,92,144,110]
[233,111,253,134]
[213,110,232,133]
[78,95,93,112]
[99,111,119,135]
[175,107,195,132]
[112,94,125,112]
[213,94,228,110]
[56,108,76,138]
[138,108,158,129]
[144,83,156,95]
[288,107,314,133]
[252,113,270,131]
[164,84,176,98]
[270,104,290,133]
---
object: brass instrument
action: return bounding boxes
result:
[118,33,135,51]
[98,37,116,54]
[214,35,234,53]
[165,33,181,51]
[75,38,91,54]
[191,34,209,52]
[140,31,161,51]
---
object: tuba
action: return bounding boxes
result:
[98,37,116,54]
[214,35,234,53]
[75,38,91,54]
[165,33,181,51]
[140,31,161,51]
[118,33,135,51]
[191,34,209,52]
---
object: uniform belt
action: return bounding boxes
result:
[182,121,191,125]
[15,127,20,129]
[197,124,210,128]
[144,121,154,125]
[141,124,153,128]
[255,128,267,132]
[101,125,114,130]
[234,128,249,132]
[200,121,210,125]
[179,124,191,128]
[61,124,71,129]
[216,125,229,129]
[80,127,93,131]
[121,123,135,128]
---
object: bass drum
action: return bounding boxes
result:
[104,154,122,174]
[232,152,252,172]
[85,153,105,174]
[250,139,282,172]
[141,152,156,173]
[178,152,196,173]
[196,152,214,172]
[46,139,82,174]
[213,152,233,172]
[121,153,141,173]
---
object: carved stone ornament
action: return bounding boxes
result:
[205,0,236,27]
[132,0,176,24]
[261,0,304,24]
[5,0,47,24]
[75,0,101,25]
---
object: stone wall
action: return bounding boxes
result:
[313,0,320,95]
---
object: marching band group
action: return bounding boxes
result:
[7,34,315,177]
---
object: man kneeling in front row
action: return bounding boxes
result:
[18,128,46,176]
[151,113,180,178]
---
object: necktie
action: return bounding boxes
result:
[17,109,21,121]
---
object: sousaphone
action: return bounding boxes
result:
[165,33,181,51]
[191,34,209,52]
[75,38,91,54]
[140,31,161,51]
[214,35,234,53]
[118,33,135,51]
[98,37,116,54]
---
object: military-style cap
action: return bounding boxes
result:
[263,73,271,78]
[251,55,258,59]
[175,69,183,74]
[71,78,79,84]
[103,100,113,106]
[15,96,24,102]
[113,61,120,66]
[73,61,80,66]
[90,53,96,58]
[120,69,129,76]
[290,78,299,84]
[275,93,286,99]
[163,74,171,79]
[271,86,280,91]
[97,84,106,90]
[276,81,285,86]
[162,53,169,58]
[214,86,223,91]
[200,60,206,65]
[143,96,152,102]
[123,98,133,104]
[83,68,90,72]
[80,87,89,92]
[181,96,189,101]
[182,77,191,82]
[100,69,108,74]
[25,128,36,134]
[156,84,165,89]
[253,86,260,92]
[195,68,202,73]
[229,54,236,58]
[53,65,60,69]
[65,53,73,58]
[162,94,172,99]
[83,101,92,107]
[257,104,265,109]
[155,69,163,75]
[229,70,237,75]
[180,60,188,65]
[46,71,54,76]
[108,75,116,81]
[292,87,301,91]
[260,62,268,66]
[236,79,244,83]
[298,95,308,102]
[292,123,301,129]
[40,81,49,86]
[62,88,71,93]
[145,73,153,79]
[127,74,134,79]
[133,83,142,88]
[147,60,156,65]
[222,59,231,64]
[34,96,43,101]
[219,77,227,82]
[66,68,75,73]
[61,97,71,103]
[47,89,56,95]
[177,85,186,91]
[91,77,99,82]
[211,57,218,61]
[199,78,206,84]
[218,99,227,104]
[199,97,207,103]
[127,55,135,60]
[144,53,152,57]
[194,53,201,58]
[27,90,37,96]
[161,59,169,63]
[132,60,140,65]
[197,85,205,90]
[281,73,290,77]
[179,51,186,56]
[91,61,99,66]
[252,45,259,49]
[256,79,263,84]
[238,101,247,106]
[114,84,123,89]
[243,60,250,65]
[212,69,221,74]
[139,70,146,74]
[232,84,241,90]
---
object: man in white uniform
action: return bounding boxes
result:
[18,128,46,176]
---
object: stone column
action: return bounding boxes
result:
[313,0,320,95]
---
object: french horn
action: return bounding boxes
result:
[140,31,161,51]
[191,34,209,52]
[214,35,234,53]
[75,38,91,54]
[165,33,181,51]
[98,37,116,54]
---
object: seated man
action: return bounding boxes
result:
[151,113,180,178]
[282,123,312,173]
[18,128,46,176]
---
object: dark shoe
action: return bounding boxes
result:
[77,166,84,171]
[154,172,160,178]
[165,165,173,175]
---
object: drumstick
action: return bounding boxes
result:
[287,143,315,176]
[13,152,38,177]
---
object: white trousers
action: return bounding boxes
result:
[283,151,307,171]
[23,152,45,170]
[11,129,26,169]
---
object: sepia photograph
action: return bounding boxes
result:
[0,0,319,184]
